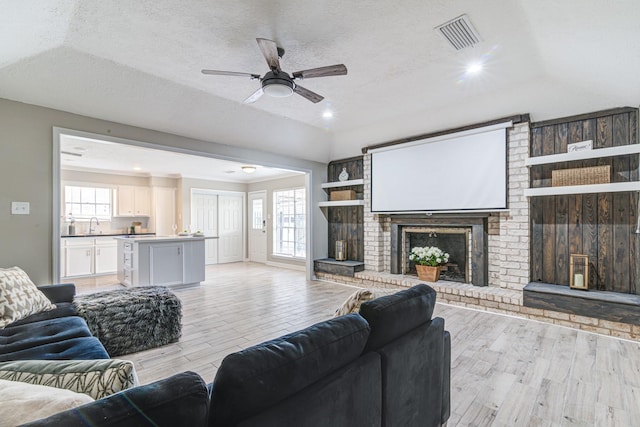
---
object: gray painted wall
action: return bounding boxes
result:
[0,98,328,284]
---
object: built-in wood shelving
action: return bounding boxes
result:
[524,181,640,197]
[525,144,640,166]
[321,179,364,189]
[318,200,365,207]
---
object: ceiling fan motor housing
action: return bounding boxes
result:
[262,71,295,97]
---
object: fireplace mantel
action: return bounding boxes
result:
[389,214,489,286]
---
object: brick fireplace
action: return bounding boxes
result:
[361,122,531,292]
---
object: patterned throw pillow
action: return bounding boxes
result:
[334,289,377,317]
[0,379,93,426]
[0,359,138,400]
[334,288,402,317]
[0,266,55,328]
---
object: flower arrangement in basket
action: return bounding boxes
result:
[409,246,450,267]
[409,246,449,282]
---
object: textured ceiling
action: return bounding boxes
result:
[1,0,639,163]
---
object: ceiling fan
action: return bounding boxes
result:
[202,38,347,104]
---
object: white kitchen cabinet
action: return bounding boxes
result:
[117,241,134,286]
[95,239,118,274]
[117,186,151,216]
[117,186,135,216]
[65,239,93,277]
[134,187,151,216]
[62,237,118,277]
[151,187,176,235]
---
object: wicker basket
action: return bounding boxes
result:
[551,165,610,187]
[330,190,356,201]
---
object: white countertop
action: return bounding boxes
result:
[114,235,207,243]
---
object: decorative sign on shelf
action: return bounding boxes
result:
[567,140,593,153]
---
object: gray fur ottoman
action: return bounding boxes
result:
[73,286,182,357]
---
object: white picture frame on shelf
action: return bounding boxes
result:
[567,140,593,153]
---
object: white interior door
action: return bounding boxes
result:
[248,191,267,263]
[191,192,218,265]
[218,194,244,263]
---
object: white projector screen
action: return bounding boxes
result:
[370,124,509,213]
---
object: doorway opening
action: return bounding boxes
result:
[53,128,309,293]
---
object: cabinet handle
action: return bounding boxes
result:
[178,247,181,255]
[86,249,91,256]
[97,249,101,256]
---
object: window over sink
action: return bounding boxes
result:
[64,185,112,220]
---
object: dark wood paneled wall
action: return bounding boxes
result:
[327,157,364,262]
[327,156,363,182]
[530,108,639,294]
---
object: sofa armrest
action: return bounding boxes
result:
[37,283,76,304]
[19,371,209,427]
[441,330,451,425]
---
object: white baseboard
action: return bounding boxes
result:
[265,260,306,271]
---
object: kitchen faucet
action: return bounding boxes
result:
[89,217,100,234]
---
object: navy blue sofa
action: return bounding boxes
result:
[0,284,109,361]
[17,284,450,427]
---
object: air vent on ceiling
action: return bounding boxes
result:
[435,14,481,51]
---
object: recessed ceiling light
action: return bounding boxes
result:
[322,110,334,119]
[241,165,257,174]
[466,62,483,74]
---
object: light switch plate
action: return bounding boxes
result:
[11,201,30,215]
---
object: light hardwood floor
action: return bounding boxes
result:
[86,263,640,427]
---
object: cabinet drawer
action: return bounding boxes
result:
[123,251,132,267]
[123,242,133,252]
[63,237,94,247]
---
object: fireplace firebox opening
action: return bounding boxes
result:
[402,227,471,283]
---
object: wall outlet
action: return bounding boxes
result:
[11,201,30,215]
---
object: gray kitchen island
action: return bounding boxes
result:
[115,235,206,288]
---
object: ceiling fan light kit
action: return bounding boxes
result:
[262,71,295,97]
[202,38,347,104]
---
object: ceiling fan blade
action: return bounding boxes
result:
[292,64,347,79]
[243,87,264,104]
[201,69,261,79]
[293,85,324,103]
[256,38,281,71]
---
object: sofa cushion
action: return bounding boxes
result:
[0,316,92,353]
[209,313,370,426]
[0,267,56,328]
[359,284,437,352]
[8,302,77,327]
[21,371,209,427]
[0,359,137,400]
[0,378,93,426]
[237,352,383,427]
[0,336,109,362]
